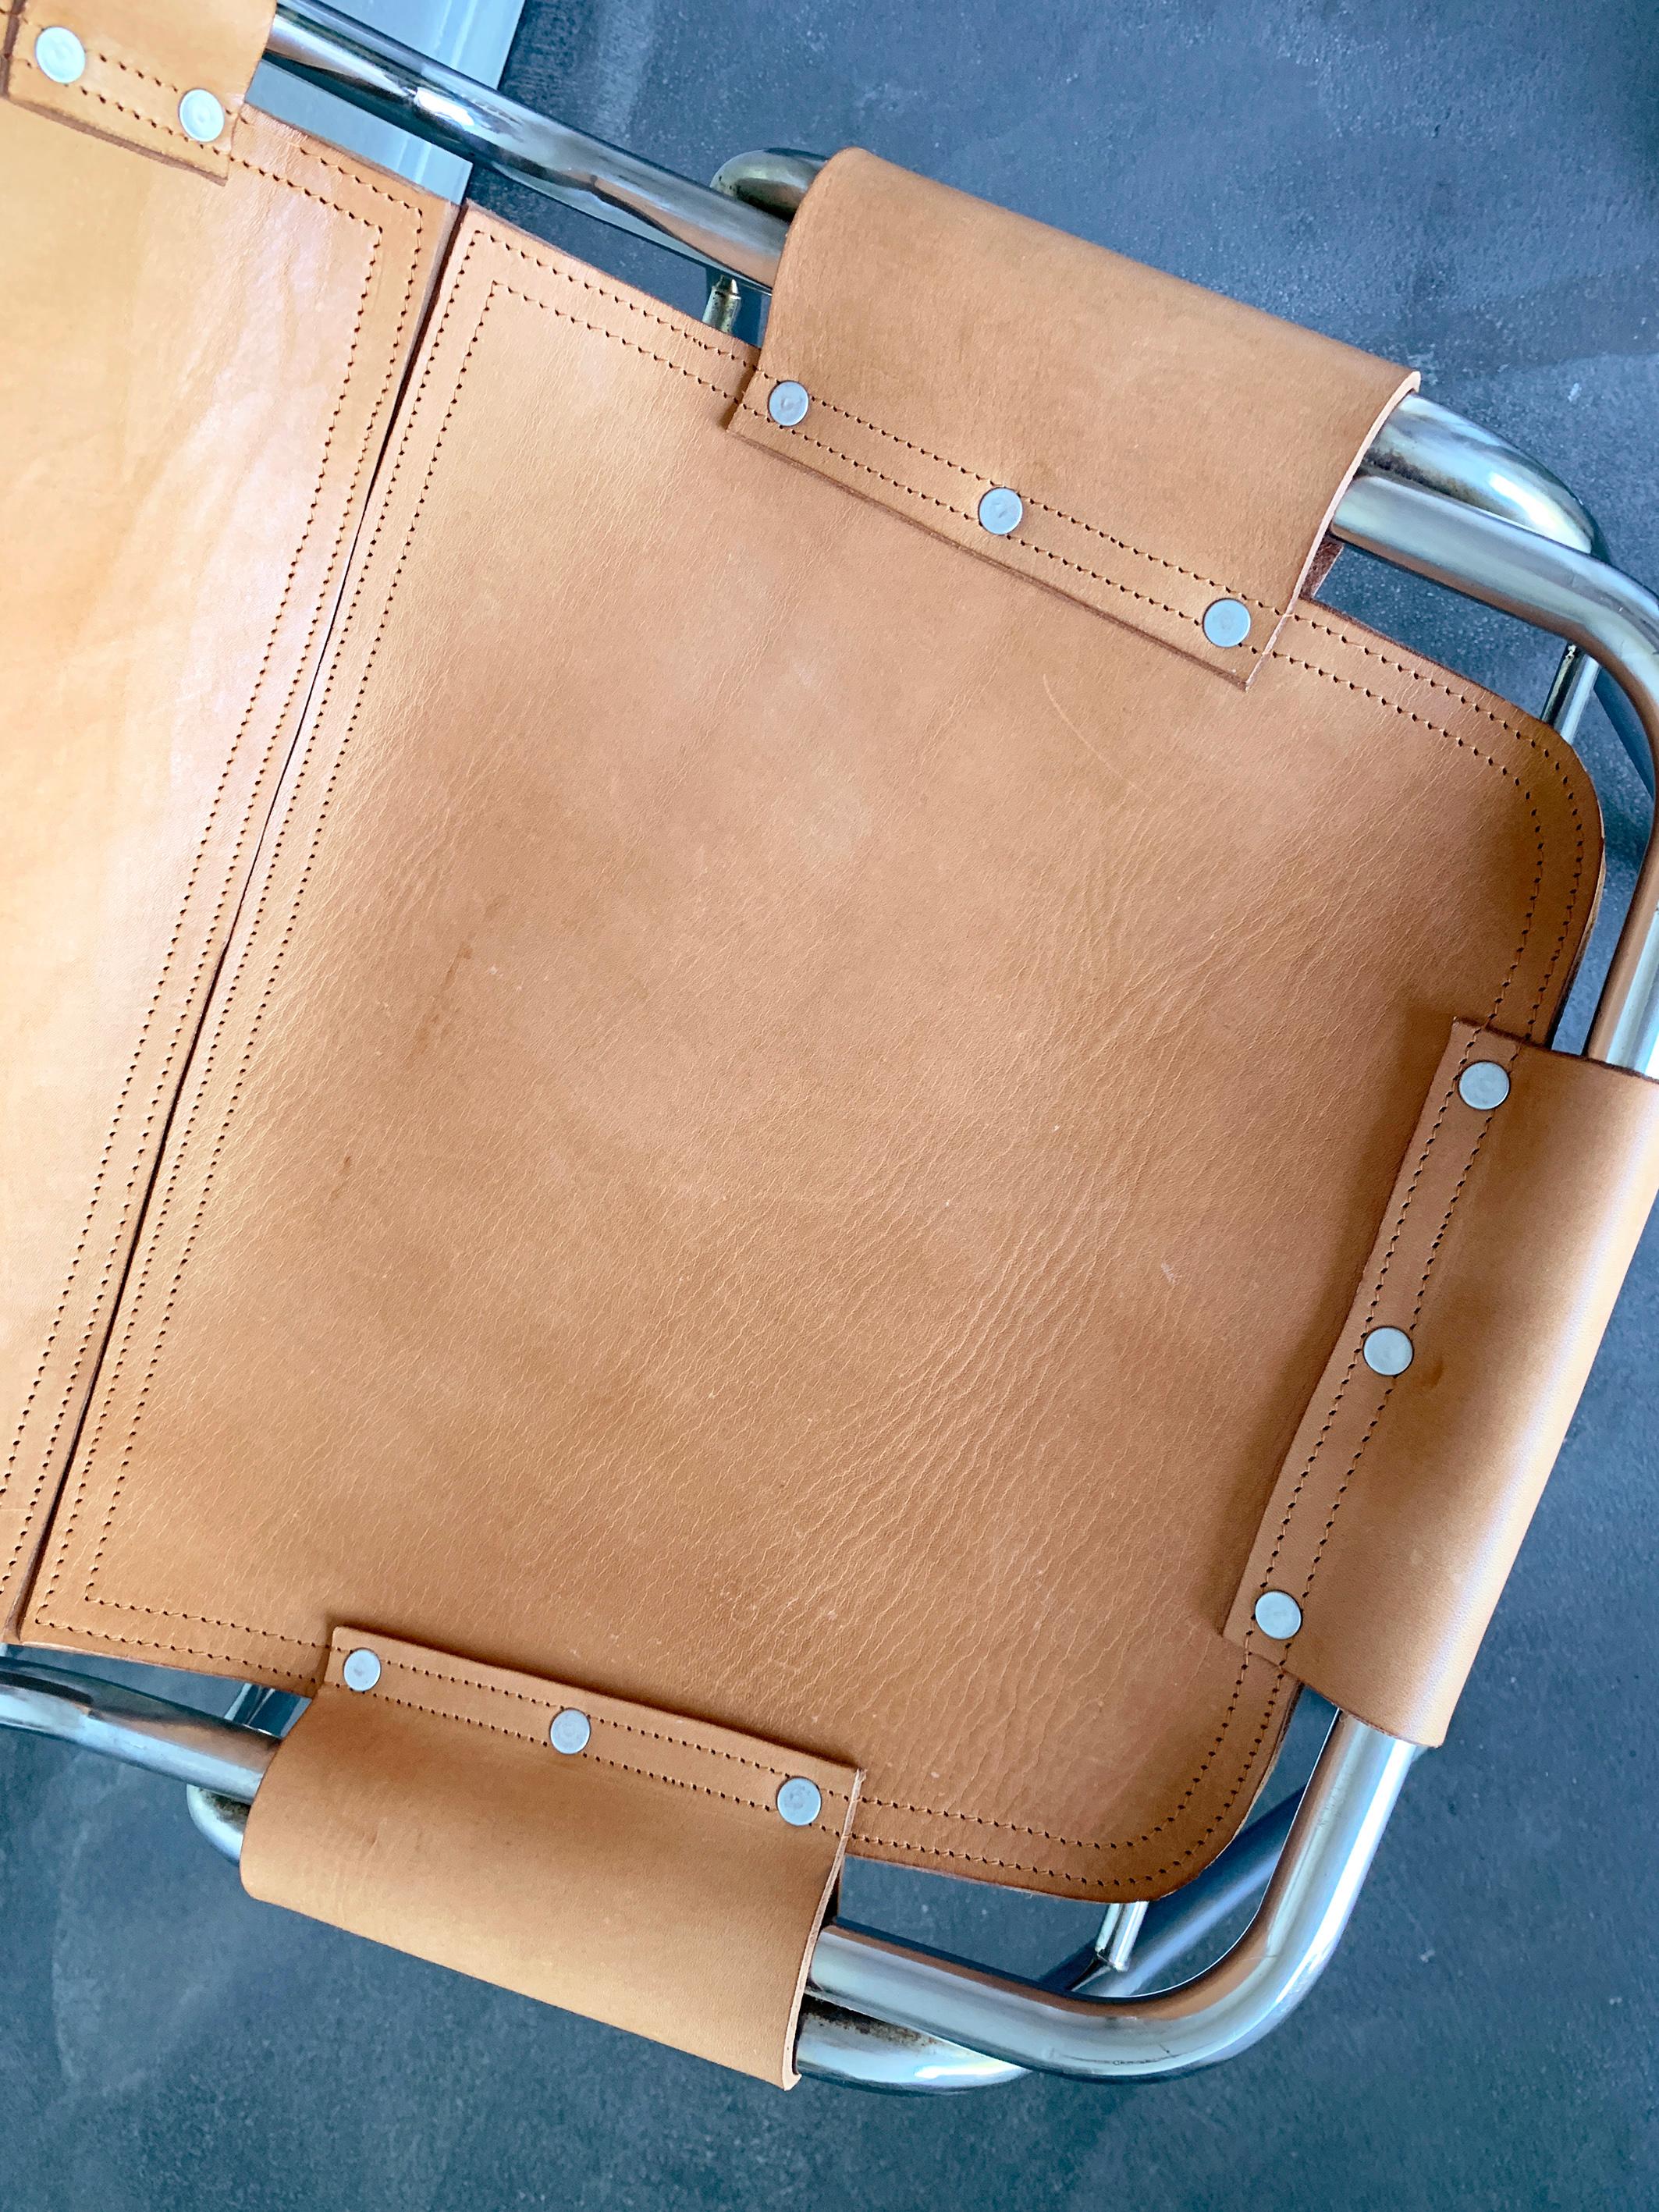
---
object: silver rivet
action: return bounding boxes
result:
[1362,1325,1414,1376]
[767,379,810,427]
[775,1776,822,1827]
[34,27,87,83]
[178,87,227,144]
[1253,1589,1303,1641]
[549,1707,591,1755]
[341,1647,382,1693]
[1458,1060,1512,1111]
[1203,597,1253,649]
[977,486,1024,536]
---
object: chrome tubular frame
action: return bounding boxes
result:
[4,0,1655,2097]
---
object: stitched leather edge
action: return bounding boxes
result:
[359,1648,854,1837]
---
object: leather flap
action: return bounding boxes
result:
[730,147,1416,683]
[241,1630,862,2086]
[2,0,275,176]
[1228,1024,1659,1743]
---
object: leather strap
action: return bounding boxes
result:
[730,147,1416,684]
[241,1630,862,2086]
[1228,1022,1659,1743]
[2,1,275,176]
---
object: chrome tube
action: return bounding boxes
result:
[1059,1786,1302,2000]
[795,2000,1025,2092]
[807,1717,1414,2079]
[0,1659,275,1800]
[266,1,787,285]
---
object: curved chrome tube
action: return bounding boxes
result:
[795,2000,1025,2092]
[808,1718,1413,2079]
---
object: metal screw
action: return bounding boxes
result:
[178,88,227,144]
[1362,1326,1414,1376]
[1457,1060,1512,1110]
[342,1648,382,1693]
[33,27,87,83]
[1253,1589,1304,1641]
[549,1707,591,1754]
[767,379,810,427]
[1203,598,1253,648]
[977,486,1024,536]
[775,1776,822,1827]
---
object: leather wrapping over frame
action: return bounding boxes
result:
[730,149,1417,683]
[0,93,453,1630]
[241,1631,861,2086]
[1229,1024,1659,1744]
[2,0,276,176]
[19,201,1603,1904]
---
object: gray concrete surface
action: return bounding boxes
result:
[4,4,1657,2205]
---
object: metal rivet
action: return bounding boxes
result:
[1362,1325,1414,1376]
[1458,1060,1512,1111]
[1203,597,1253,649]
[341,1647,382,1693]
[34,27,87,83]
[549,1707,591,1755]
[178,87,227,144]
[767,379,810,427]
[977,486,1024,536]
[775,1776,822,1827]
[1253,1589,1304,1641]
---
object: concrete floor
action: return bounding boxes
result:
[5,4,1658,2205]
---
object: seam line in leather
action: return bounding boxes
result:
[355,1649,852,1791]
[18,48,218,158]
[1247,1042,1485,1604]
[742,381,1274,614]
[748,409,1229,634]
[1242,1028,1532,1644]
[37,227,480,1628]
[6,149,426,1602]
[347,1662,852,1834]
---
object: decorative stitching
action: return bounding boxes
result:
[1244,1027,1526,1638]
[41,226,469,1621]
[1249,1041,1481,1602]
[338,1649,850,1832]
[748,381,1273,619]
[30,222,1599,1885]
[15,34,250,155]
[754,412,1218,633]
[355,1684,844,1832]
[3,147,425,1595]
[44,76,204,154]
[368,1648,846,1789]
[1280,615,1590,1029]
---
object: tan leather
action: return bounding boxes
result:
[732,149,1416,685]
[1228,1024,1659,1745]
[242,1629,858,2085]
[0,98,451,1633]
[18,180,1601,1899]
[3,0,275,177]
